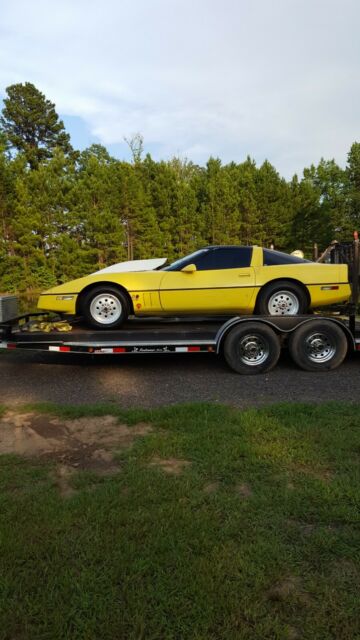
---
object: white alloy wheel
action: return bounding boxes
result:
[89,293,123,325]
[267,290,299,315]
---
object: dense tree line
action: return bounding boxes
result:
[0,82,359,292]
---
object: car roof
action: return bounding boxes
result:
[203,245,254,250]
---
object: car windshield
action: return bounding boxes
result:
[162,249,209,271]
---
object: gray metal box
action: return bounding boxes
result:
[0,296,19,322]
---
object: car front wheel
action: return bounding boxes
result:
[256,281,308,316]
[82,286,129,329]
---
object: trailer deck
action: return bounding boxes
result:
[1,312,360,374]
[1,317,224,354]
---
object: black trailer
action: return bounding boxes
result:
[1,312,359,375]
[1,239,359,375]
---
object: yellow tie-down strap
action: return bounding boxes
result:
[26,321,73,333]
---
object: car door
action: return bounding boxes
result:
[159,247,256,313]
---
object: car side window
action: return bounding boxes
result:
[263,249,310,265]
[196,247,253,270]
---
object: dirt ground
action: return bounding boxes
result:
[0,410,193,496]
[0,411,154,495]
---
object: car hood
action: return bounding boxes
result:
[91,258,167,274]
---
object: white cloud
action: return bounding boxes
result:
[0,0,359,176]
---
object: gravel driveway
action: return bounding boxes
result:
[1,349,359,407]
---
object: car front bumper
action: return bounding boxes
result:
[37,294,78,315]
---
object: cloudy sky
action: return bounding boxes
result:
[0,0,359,177]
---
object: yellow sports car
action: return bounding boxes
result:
[37,246,351,328]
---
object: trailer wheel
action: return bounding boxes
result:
[82,286,129,329]
[288,320,348,371]
[223,322,281,374]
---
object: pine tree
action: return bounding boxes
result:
[255,160,293,249]
[0,135,13,256]
[0,82,73,169]
[201,158,241,246]
[8,150,73,289]
[69,145,126,274]
[291,168,322,254]
[291,160,349,252]
[235,157,260,245]
[169,157,205,256]
[312,159,349,241]
[116,159,161,260]
[346,142,360,231]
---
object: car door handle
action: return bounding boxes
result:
[238,273,250,277]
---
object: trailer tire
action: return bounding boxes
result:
[223,322,281,374]
[82,286,129,329]
[288,320,348,371]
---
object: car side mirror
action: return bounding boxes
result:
[181,263,197,273]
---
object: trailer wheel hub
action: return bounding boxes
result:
[239,334,269,366]
[305,332,336,362]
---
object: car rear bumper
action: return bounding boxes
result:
[308,283,351,306]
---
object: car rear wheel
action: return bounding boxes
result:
[223,322,281,374]
[82,286,129,329]
[257,280,308,316]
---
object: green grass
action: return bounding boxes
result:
[0,402,360,639]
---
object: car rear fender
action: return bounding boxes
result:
[254,278,310,310]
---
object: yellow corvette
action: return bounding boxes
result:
[37,246,351,329]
